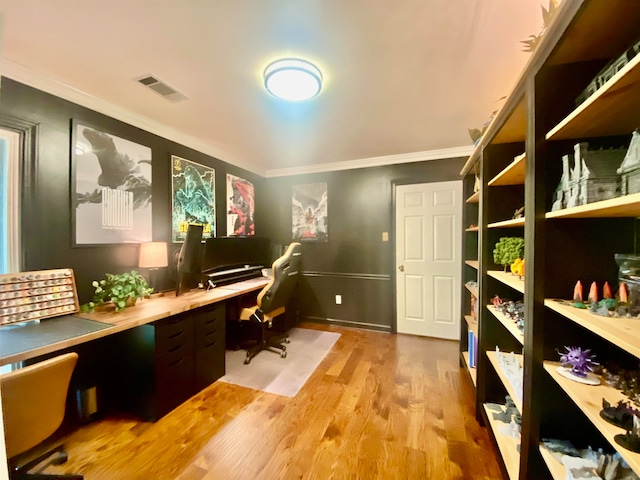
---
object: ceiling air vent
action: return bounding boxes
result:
[134,74,189,103]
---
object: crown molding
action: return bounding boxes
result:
[0,59,264,176]
[265,145,475,178]
[1,60,474,179]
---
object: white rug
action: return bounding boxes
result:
[219,327,341,397]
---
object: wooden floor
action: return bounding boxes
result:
[46,323,502,480]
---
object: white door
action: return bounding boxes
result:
[396,181,462,339]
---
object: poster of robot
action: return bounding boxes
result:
[72,121,152,245]
[292,182,328,242]
[171,155,215,242]
[226,174,255,236]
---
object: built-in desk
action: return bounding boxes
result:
[0,277,268,366]
[0,277,269,421]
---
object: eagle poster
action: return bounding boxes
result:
[292,182,328,242]
[72,122,152,245]
[171,156,215,242]
[226,174,255,236]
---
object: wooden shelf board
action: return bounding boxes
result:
[546,53,640,140]
[483,403,521,480]
[546,192,640,219]
[462,351,477,386]
[466,191,480,204]
[491,98,527,145]
[465,260,479,270]
[466,226,479,232]
[487,271,525,294]
[545,299,640,359]
[544,361,640,473]
[539,444,566,480]
[460,147,481,176]
[465,315,478,335]
[488,153,526,186]
[488,218,525,229]
[465,283,478,298]
[547,1,640,66]
[486,350,523,413]
[487,305,524,345]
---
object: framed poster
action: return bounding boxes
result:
[72,121,152,245]
[226,174,255,236]
[171,155,215,242]
[292,182,328,242]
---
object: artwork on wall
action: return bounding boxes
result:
[171,155,216,242]
[72,121,152,246]
[226,174,255,236]
[292,182,328,242]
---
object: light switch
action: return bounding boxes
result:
[382,232,389,242]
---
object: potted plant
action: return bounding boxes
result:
[81,270,153,313]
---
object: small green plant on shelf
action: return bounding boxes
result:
[520,0,559,53]
[493,237,524,272]
[81,270,153,313]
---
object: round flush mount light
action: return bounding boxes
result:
[264,58,323,101]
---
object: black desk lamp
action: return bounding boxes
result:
[138,242,168,295]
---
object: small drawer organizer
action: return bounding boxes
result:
[0,268,80,325]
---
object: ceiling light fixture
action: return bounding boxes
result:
[264,58,322,101]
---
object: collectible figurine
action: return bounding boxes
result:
[600,398,640,431]
[560,346,598,378]
[615,415,640,453]
[603,281,613,299]
[573,281,587,308]
[588,281,599,304]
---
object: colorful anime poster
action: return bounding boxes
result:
[226,174,255,236]
[171,155,215,242]
[292,182,328,242]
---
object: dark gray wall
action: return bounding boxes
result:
[262,160,465,331]
[1,78,264,301]
[2,77,466,330]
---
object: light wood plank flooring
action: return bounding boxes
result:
[45,323,502,479]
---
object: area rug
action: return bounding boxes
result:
[219,327,340,397]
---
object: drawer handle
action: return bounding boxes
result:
[168,331,184,339]
[204,318,216,325]
[204,340,217,348]
[168,357,183,367]
[169,344,183,353]
[204,329,217,337]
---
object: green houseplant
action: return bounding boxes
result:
[81,270,153,313]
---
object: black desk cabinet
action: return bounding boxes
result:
[111,303,225,421]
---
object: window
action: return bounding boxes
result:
[0,128,20,274]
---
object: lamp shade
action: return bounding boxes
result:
[264,58,322,101]
[138,242,168,269]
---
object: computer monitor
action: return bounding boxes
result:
[201,236,270,274]
[175,224,204,296]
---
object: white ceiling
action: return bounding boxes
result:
[1,1,545,176]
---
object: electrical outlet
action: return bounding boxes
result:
[382,232,389,242]
[335,294,342,305]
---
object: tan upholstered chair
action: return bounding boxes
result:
[240,242,302,364]
[2,352,83,479]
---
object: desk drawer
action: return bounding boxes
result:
[194,305,225,389]
[155,315,193,354]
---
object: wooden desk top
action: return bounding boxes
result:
[0,277,268,366]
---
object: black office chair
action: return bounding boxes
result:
[239,242,302,364]
[1,352,83,480]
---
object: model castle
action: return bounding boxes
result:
[551,130,640,211]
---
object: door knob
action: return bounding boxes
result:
[398,265,404,272]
